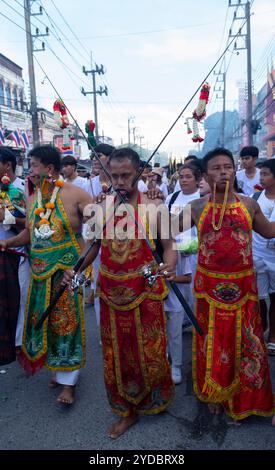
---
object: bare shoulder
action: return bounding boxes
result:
[190,196,209,224]
[238,194,257,217]
[62,182,92,203]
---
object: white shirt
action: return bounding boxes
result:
[158,182,168,198]
[65,175,88,191]
[164,190,200,313]
[138,179,148,193]
[236,168,260,196]
[84,175,103,198]
[165,190,200,245]
[174,180,181,193]
[253,190,275,265]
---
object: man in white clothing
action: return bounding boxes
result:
[236,146,261,196]
[62,155,88,190]
[165,163,201,384]
[137,161,151,193]
[252,159,275,355]
[86,143,115,198]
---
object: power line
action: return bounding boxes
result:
[41,4,89,63]
[0,3,126,134]
[0,10,26,33]
[49,0,90,60]
[13,0,48,29]
[0,7,97,114]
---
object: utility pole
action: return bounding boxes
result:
[82,54,108,140]
[138,135,144,155]
[221,71,226,147]
[213,63,226,146]
[139,135,144,149]
[128,115,135,144]
[24,0,49,146]
[246,1,253,146]
[75,121,79,144]
[229,1,253,145]
[132,127,139,146]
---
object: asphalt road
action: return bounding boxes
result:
[0,305,275,451]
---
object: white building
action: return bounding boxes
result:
[0,53,27,132]
[0,53,60,147]
[0,53,112,159]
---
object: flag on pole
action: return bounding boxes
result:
[6,130,21,147]
[19,130,30,149]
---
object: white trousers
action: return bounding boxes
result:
[54,370,80,386]
[166,309,184,367]
[15,256,30,347]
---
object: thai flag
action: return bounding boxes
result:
[20,130,30,149]
[0,127,5,145]
[6,130,21,147]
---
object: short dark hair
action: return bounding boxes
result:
[179,163,202,182]
[94,143,115,156]
[240,146,259,158]
[260,159,275,178]
[185,154,198,162]
[188,159,202,173]
[109,147,140,170]
[140,160,152,170]
[61,155,77,168]
[0,146,17,172]
[203,147,235,172]
[154,163,160,168]
[28,145,61,172]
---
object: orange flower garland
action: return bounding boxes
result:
[34,178,64,240]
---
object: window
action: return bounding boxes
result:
[5,83,12,107]
[12,88,18,109]
[13,87,18,110]
[20,90,24,111]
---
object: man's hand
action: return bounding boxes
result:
[158,262,176,282]
[61,269,75,287]
[0,239,9,251]
[92,192,107,204]
[147,189,165,200]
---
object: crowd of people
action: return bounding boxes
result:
[0,142,275,440]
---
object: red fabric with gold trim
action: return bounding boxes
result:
[193,201,274,418]
[97,194,173,416]
[100,298,173,416]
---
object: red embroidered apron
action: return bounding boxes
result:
[97,194,174,417]
[193,199,274,419]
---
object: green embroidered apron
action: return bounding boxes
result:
[20,193,86,374]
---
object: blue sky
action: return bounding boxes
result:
[0,0,275,156]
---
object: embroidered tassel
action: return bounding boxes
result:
[202,379,240,403]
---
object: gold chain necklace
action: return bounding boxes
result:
[211,181,230,231]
